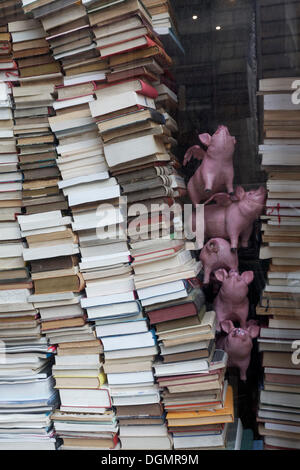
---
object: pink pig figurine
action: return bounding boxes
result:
[199,238,238,285]
[218,320,260,381]
[204,186,266,252]
[183,125,236,205]
[213,269,254,331]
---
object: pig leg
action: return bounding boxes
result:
[227,225,240,253]
[225,169,234,196]
[240,223,253,248]
[201,169,214,194]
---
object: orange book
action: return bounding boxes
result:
[166,385,234,426]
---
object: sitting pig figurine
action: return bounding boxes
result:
[183,125,236,205]
[199,238,238,285]
[204,186,266,252]
[213,269,254,331]
[218,320,260,381]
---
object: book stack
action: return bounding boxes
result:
[8,17,65,219]
[257,325,300,450]
[0,293,58,450]
[16,210,118,451]
[18,2,126,451]
[23,0,108,86]
[257,77,300,450]
[142,0,184,55]
[0,0,27,26]
[151,301,233,450]
[0,25,58,451]
[165,379,234,450]
[9,18,62,86]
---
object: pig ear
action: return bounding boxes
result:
[214,269,228,283]
[246,321,260,338]
[199,133,211,147]
[235,186,245,200]
[241,271,254,285]
[221,320,234,334]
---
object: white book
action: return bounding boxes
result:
[57,137,102,156]
[55,354,100,366]
[29,293,80,304]
[0,376,54,402]
[0,222,21,241]
[58,172,109,189]
[72,206,124,231]
[96,319,148,338]
[137,280,186,300]
[120,425,168,437]
[89,91,155,118]
[63,72,107,87]
[0,83,9,101]
[17,211,70,230]
[79,252,130,270]
[53,94,95,110]
[54,44,95,60]
[49,116,94,132]
[105,345,158,360]
[112,393,160,406]
[104,133,165,167]
[0,289,30,305]
[141,290,188,307]
[67,181,120,206]
[107,370,154,385]
[86,276,134,297]
[264,93,300,110]
[39,304,83,321]
[0,243,24,258]
[154,359,209,377]
[101,331,156,352]
[23,243,79,261]
[0,154,18,164]
[59,388,111,409]
[86,301,140,320]
[81,291,135,308]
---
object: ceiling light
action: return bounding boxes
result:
[192,15,198,20]
[216,25,221,30]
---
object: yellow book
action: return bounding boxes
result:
[54,372,107,389]
[166,385,234,426]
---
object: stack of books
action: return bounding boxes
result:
[19,2,123,451]
[257,76,300,450]
[84,0,186,449]
[8,18,65,219]
[0,23,58,452]
[152,304,232,450]
[0,24,18,83]
[9,18,62,86]
[257,322,300,450]
[165,377,234,450]
[0,293,59,449]
[0,66,58,450]
[142,0,184,55]
[0,0,27,26]
[25,0,108,85]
